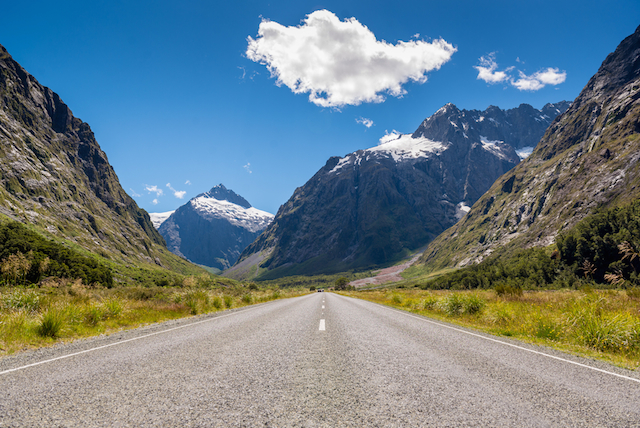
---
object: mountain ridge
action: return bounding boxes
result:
[416,25,640,271]
[228,101,568,280]
[157,184,273,271]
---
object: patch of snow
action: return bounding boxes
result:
[190,197,274,233]
[450,121,458,128]
[516,146,534,160]
[477,116,485,122]
[479,136,510,160]
[367,133,446,162]
[149,211,175,229]
[455,202,471,220]
[329,156,352,174]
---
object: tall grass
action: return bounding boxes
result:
[340,288,640,369]
[0,284,307,356]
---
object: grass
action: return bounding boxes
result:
[0,281,308,356]
[339,288,640,370]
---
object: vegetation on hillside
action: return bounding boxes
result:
[417,200,640,291]
[0,221,112,287]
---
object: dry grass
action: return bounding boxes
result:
[0,280,307,356]
[340,288,640,370]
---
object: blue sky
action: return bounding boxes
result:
[1,0,638,214]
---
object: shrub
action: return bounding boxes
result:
[223,295,233,308]
[36,309,64,338]
[102,298,124,319]
[390,294,403,305]
[422,295,439,310]
[212,296,222,309]
[84,305,104,326]
[2,289,41,312]
[462,294,486,315]
[241,294,252,304]
[439,293,464,316]
[495,283,523,298]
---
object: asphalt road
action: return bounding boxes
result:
[1,292,639,427]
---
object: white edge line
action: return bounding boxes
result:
[0,302,271,376]
[336,294,640,384]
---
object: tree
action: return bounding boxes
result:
[335,277,349,290]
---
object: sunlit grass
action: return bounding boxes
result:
[0,280,307,356]
[340,288,640,370]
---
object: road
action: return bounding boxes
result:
[1,293,639,427]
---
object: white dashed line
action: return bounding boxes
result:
[319,319,326,331]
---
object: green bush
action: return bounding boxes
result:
[212,296,222,309]
[2,289,41,312]
[241,294,252,304]
[223,295,233,308]
[36,309,64,338]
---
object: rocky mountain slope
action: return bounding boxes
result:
[156,185,273,271]
[0,43,190,270]
[417,25,640,271]
[229,102,568,279]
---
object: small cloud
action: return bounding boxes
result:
[246,9,456,108]
[145,185,163,197]
[412,33,420,39]
[379,130,402,145]
[152,199,159,205]
[356,117,374,128]
[244,163,252,174]
[474,53,509,84]
[166,183,187,199]
[185,180,191,185]
[474,53,566,92]
[130,188,141,197]
[511,68,566,91]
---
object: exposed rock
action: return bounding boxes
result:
[418,25,640,271]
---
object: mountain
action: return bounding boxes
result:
[228,102,568,280]
[156,185,273,271]
[417,25,640,271]
[0,43,192,271]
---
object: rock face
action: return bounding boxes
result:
[230,102,568,279]
[418,25,640,271]
[0,43,177,267]
[157,185,273,270]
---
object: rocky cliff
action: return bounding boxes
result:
[230,102,567,279]
[417,25,640,271]
[0,43,185,269]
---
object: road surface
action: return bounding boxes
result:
[1,293,639,427]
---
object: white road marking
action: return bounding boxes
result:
[319,319,326,331]
[363,297,640,385]
[322,305,325,309]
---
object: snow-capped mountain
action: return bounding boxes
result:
[229,102,568,280]
[154,185,273,271]
[149,211,175,229]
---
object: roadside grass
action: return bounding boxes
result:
[339,288,640,370]
[0,279,307,356]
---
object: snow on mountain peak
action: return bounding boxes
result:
[367,133,446,162]
[190,196,273,233]
[149,211,175,229]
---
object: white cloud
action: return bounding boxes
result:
[511,68,567,91]
[152,199,159,205]
[185,180,191,185]
[244,163,252,174]
[129,188,141,197]
[145,185,163,197]
[166,183,186,199]
[474,54,566,92]
[474,53,509,84]
[356,117,374,128]
[246,10,456,107]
